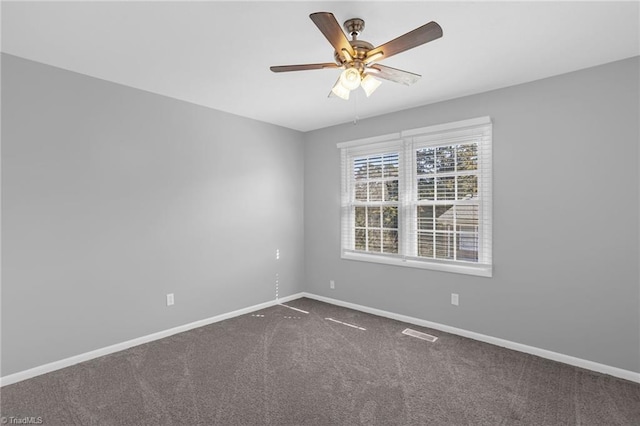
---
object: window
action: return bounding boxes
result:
[339,117,492,277]
[353,153,399,254]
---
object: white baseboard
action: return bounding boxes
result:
[0,293,304,387]
[301,292,640,384]
[3,291,638,386]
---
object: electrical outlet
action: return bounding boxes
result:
[167,293,174,306]
[330,280,335,289]
[451,293,459,306]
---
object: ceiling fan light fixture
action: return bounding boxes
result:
[331,80,351,100]
[339,67,361,90]
[271,13,442,100]
[361,74,382,97]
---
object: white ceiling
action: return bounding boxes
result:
[2,1,639,132]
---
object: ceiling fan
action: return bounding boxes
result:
[270,12,443,100]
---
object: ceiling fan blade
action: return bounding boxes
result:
[366,21,442,61]
[368,64,421,86]
[270,63,340,73]
[310,12,355,61]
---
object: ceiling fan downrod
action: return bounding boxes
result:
[343,18,364,40]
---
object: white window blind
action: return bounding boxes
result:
[338,117,492,277]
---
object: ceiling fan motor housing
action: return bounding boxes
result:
[334,18,373,70]
[334,39,374,68]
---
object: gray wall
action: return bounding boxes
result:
[1,54,305,376]
[3,53,638,378]
[304,57,640,373]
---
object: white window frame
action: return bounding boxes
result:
[338,117,492,277]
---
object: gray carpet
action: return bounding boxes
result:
[1,297,639,425]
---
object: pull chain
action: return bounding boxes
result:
[353,89,360,125]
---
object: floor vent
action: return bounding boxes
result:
[402,328,438,342]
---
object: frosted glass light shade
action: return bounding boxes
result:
[331,81,350,100]
[361,75,382,97]
[339,67,361,90]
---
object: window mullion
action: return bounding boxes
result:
[453,148,458,261]
[401,139,415,258]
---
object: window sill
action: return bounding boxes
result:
[341,251,493,277]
